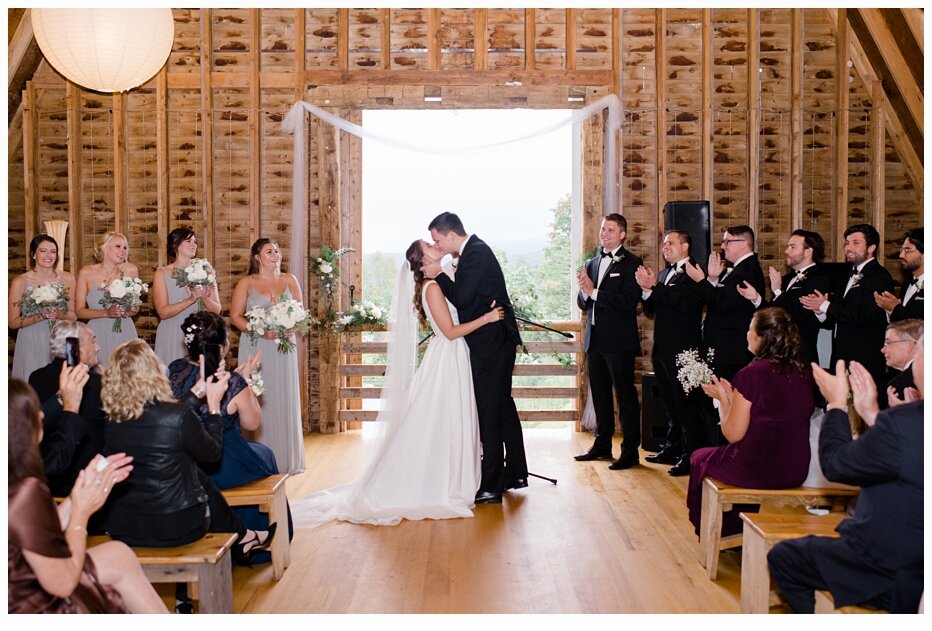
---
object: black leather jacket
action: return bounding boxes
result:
[102,392,222,514]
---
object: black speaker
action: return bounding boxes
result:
[640,372,668,452]
[664,200,712,267]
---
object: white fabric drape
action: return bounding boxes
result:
[280,94,623,287]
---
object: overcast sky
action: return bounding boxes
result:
[362,109,571,254]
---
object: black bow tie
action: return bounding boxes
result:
[601,250,614,258]
[910,276,921,286]
[849,267,860,277]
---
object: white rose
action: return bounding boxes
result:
[371,307,382,319]
[189,268,207,281]
[33,285,57,303]
[339,315,353,326]
[207,274,215,282]
[319,262,333,275]
[108,279,128,299]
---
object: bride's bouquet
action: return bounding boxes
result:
[244,294,313,354]
[172,258,216,311]
[98,277,148,332]
[675,348,715,394]
[18,282,69,331]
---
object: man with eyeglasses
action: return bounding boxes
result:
[685,225,765,385]
[878,318,922,409]
[874,227,924,322]
[800,223,894,386]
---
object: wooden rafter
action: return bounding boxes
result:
[8,8,32,89]
[901,8,923,54]
[834,8,849,260]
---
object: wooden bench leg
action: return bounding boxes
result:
[269,485,290,580]
[700,483,724,579]
[195,551,233,614]
[740,523,771,613]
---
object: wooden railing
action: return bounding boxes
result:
[337,321,583,427]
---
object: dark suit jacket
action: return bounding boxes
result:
[641,260,703,359]
[695,253,765,370]
[434,235,521,360]
[29,358,106,497]
[817,403,923,611]
[879,365,915,410]
[767,264,833,365]
[825,259,894,377]
[577,246,642,354]
[889,278,924,321]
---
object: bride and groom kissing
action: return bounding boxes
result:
[291,212,527,527]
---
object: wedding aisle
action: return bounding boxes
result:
[219,427,743,614]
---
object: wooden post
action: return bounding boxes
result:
[790,9,803,229]
[200,9,215,264]
[566,8,576,71]
[342,110,363,430]
[476,9,489,71]
[655,9,667,220]
[701,9,712,207]
[747,9,760,232]
[112,92,127,234]
[250,9,262,239]
[834,9,850,260]
[22,83,38,257]
[155,68,169,267]
[870,80,885,251]
[523,9,533,72]
[66,82,84,271]
[295,9,306,102]
[337,9,349,72]
[380,8,391,70]
[427,8,441,71]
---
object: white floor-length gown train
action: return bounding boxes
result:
[291,278,481,527]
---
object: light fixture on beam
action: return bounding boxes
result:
[31,8,175,93]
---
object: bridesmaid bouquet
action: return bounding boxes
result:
[172,258,217,311]
[244,294,313,354]
[18,282,69,331]
[675,348,715,394]
[98,277,148,332]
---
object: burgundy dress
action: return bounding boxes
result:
[8,477,126,614]
[687,359,815,537]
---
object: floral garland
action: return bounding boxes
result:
[309,245,355,307]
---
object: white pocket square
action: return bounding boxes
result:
[609,272,620,277]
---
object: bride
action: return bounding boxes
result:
[292,239,504,527]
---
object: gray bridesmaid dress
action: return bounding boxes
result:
[86,284,138,369]
[154,268,199,366]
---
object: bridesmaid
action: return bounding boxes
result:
[230,238,306,474]
[8,235,77,379]
[75,232,140,369]
[152,227,221,366]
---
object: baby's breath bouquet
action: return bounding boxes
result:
[334,300,387,332]
[172,258,216,311]
[675,348,716,394]
[98,277,148,332]
[245,294,313,354]
[18,282,69,331]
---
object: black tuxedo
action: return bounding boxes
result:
[825,259,894,385]
[767,264,833,365]
[695,253,766,380]
[768,402,924,613]
[435,235,527,494]
[642,260,710,457]
[879,365,914,410]
[577,246,642,458]
[889,277,924,321]
[29,358,106,497]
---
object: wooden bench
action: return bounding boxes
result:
[700,477,859,580]
[815,590,888,614]
[89,532,237,614]
[738,511,844,613]
[221,473,290,580]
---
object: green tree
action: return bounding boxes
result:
[539,193,572,319]
[361,252,400,309]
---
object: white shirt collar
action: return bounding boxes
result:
[854,258,874,273]
[459,234,472,256]
[731,251,755,267]
[674,257,689,269]
[795,263,817,273]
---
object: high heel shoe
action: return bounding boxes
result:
[231,523,278,567]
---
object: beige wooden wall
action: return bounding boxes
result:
[8,8,923,430]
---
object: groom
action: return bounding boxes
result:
[422,212,528,504]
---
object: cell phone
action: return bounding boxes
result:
[202,343,222,380]
[65,336,81,367]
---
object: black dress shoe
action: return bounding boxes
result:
[668,458,691,477]
[608,454,639,470]
[645,450,680,465]
[475,491,503,504]
[504,478,528,491]
[574,449,613,461]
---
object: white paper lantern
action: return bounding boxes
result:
[31,8,175,93]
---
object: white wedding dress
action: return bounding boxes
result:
[291,279,481,527]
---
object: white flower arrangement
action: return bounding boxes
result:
[675,348,716,394]
[245,293,313,354]
[246,370,264,397]
[18,282,69,331]
[172,258,217,311]
[98,277,148,332]
[309,245,355,306]
[332,300,387,332]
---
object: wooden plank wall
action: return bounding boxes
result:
[8,8,923,430]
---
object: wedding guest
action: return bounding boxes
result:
[875,227,924,322]
[8,378,167,613]
[29,321,105,499]
[768,342,924,614]
[877,319,922,409]
[800,223,894,386]
[75,232,141,369]
[153,227,221,366]
[168,311,292,548]
[8,234,77,379]
[230,238,305,474]
[686,307,815,537]
[574,213,643,470]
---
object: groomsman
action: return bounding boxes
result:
[737,229,832,365]
[637,230,707,476]
[575,213,643,471]
[800,223,894,386]
[685,225,765,381]
[875,227,924,321]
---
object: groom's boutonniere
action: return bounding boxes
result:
[851,272,864,285]
[915,279,924,293]
[793,270,807,284]
[611,252,625,264]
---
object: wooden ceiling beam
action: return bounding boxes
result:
[900,7,923,54]
[8,8,33,88]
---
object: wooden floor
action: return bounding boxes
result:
[224,427,746,614]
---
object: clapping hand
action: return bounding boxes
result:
[577,269,594,294]
[799,289,828,312]
[888,385,920,407]
[635,265,656,291]
[69,453,134,517]
[768,266,782,293]
[684,260,705,283]
[701,375,734,404]
[811,360,849,409]
[706,251,725,281]
[736,281,759,302]
[848,361,880,427]
[873,290,900,315]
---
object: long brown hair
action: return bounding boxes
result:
[405,240,428,325]
[752,307,807,375]
[8,379,45,483]
[247,238,286,275]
